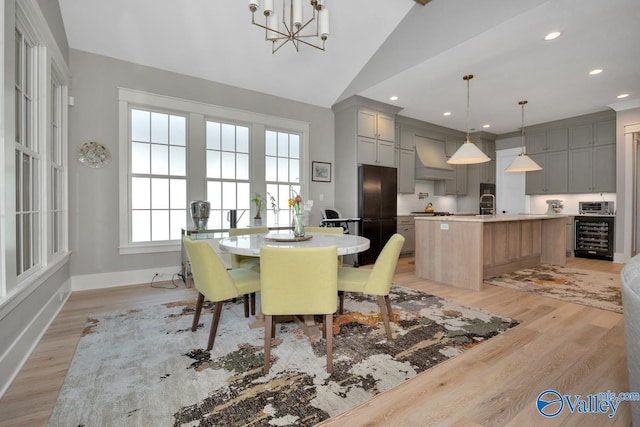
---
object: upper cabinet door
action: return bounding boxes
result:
[357,109,377,139]
[377,113,395,142]
[569,124,593,148]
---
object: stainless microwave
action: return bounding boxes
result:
[579,201,615,215]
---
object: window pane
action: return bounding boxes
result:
[132,210,151,242]
[265,156,277,181]
[236,126,249,153]
[151,210,169,241]
[207,181,222,209]
[208,209,222,230]
[221,152,235,179]
[22,154,31,211]
[290,159,300,183]
[277,158,288,182]
[221,124,235,151]
[206,121,220,150]
[207,150,220,178]
[151,178,169,209]
[131,177,150,209]
[131,109,150,142]
[169,146,186,176]
[151,144,169,175]
[170,179,186,209]
[237,183,250,210]
[151,112,168,144]
[290,134,300,158]
[265,130,277,156]
[222,182,236,209]
[277,132,289,156]
[131,142,150,174]
[237,153,249,180]
[170,115,186,146]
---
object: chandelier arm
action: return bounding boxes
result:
[250,20,292,41]
[293,18,319,38]
[272,38,292,54]
[291,36,325,51]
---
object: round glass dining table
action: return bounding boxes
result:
[218,232,370,257]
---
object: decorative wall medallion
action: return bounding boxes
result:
[77,141,111,168]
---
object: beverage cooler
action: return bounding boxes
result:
[574,216,614,261]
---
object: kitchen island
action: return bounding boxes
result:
[415,214,567,291]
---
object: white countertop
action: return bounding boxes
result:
[413,213,568,222]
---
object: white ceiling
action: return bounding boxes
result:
[58,0,640,135]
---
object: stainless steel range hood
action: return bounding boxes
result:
[414,135,454,180]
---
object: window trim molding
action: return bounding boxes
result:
[117,88,310,254]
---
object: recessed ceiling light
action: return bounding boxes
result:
[589,68,603,75]
[617,93,629,99]
[389,96,398,101]
[544,31,561,41]
[443,112,451,116]
[482,124,491,128]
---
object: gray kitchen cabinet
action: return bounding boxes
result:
[568,144,616,193]
[397,216,415,256]
[398,127,416,150]
[356,108,396,167]
[358,108,395,142]
[525,151,568,194]
[332,96,402,218]
[526,128,568,154]
[569,119,615,148]
[396,148,415,193]
[358,136,395,167]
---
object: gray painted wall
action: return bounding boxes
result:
[68,49,335,277]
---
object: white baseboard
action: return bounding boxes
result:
[614,252,630,264]
[71,265,183,291]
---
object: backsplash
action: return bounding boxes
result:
[396,181,457,214]
[529,193,617,215]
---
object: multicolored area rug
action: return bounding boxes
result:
[48,286,518,427]
[484,264,622,313]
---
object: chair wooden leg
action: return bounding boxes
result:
[377,295,393,341]
[338,291,344,314]
[191,293,205,332]
[206,302,224,351]
[385,295,393,323]
[325,314,333,373]
[250,292,256,315]
[263,315,273,375]
[243,295,250,318]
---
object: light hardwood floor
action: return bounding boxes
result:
[0,257,631,426]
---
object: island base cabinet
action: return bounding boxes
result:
[415,216,566,291]
[483,220,542,278]
[415,220,484,291]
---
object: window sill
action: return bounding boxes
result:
[119,243,181,255]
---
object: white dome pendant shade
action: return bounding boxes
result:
[505,100,543,173]
[447,74,491,165]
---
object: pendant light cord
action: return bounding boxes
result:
[519,100,528,154]
[463,74,473,143]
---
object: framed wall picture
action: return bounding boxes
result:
[312,161,331,182]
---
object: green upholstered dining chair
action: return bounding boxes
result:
[337,233,405,341]
[260,245,338,374]
[183,236,261,351]
[228,227,268,271]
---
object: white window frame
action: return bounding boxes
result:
[118,88,310,255]
[1,0,71,299]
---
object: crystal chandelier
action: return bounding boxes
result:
[447,74,491,165]
[505,100,543,172]
[248,0,329,54]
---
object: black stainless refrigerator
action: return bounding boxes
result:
[358,164,397,265]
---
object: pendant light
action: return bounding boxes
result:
[505,100,543,172]
[447,74,491,165]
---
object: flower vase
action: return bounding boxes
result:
[293,213,305,237]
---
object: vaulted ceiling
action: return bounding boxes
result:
[59,0,640,134]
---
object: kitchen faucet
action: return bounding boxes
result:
[480,193,496,216]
